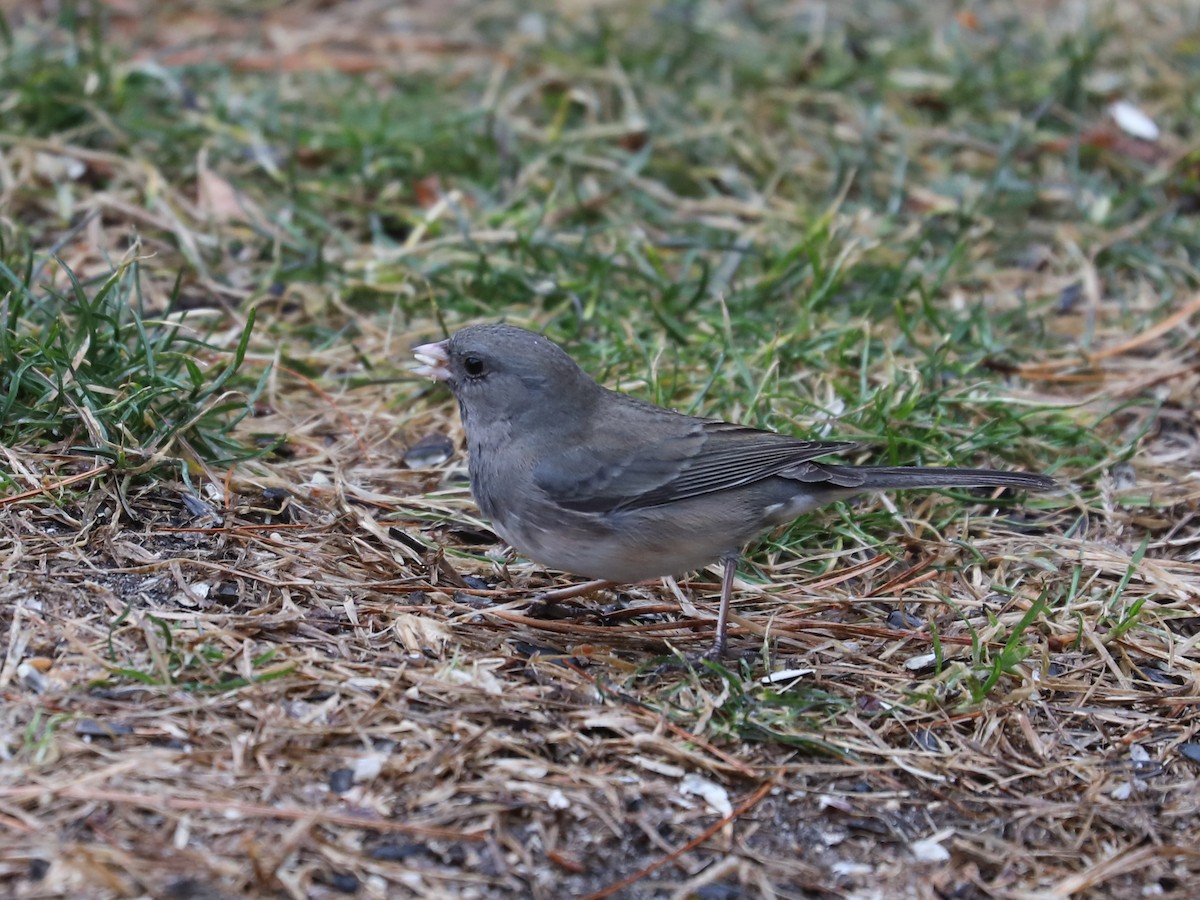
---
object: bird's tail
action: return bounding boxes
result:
[819,465,1056,493]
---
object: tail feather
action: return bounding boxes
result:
[820,465,1056,493]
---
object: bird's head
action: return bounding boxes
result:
[414,324,602,427]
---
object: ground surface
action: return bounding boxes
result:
[1,1,1199,898]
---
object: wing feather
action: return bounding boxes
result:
[533,417,858,513]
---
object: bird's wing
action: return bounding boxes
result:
[533,417,860,513]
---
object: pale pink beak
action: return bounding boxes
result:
[412,340,451,381]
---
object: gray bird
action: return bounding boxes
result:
[414,324,1055,659]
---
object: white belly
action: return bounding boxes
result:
[489,504,749,583]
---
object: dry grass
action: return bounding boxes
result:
[2,1,1200,898]
[3,307,1198,897]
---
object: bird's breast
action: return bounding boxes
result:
[475,488,773,584]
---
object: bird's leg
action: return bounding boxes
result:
[703,555,740,660]
[526,578,616,618]
[653,556,740,672]
[535,578,615,603]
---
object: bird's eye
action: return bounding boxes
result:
[462,355,487,378]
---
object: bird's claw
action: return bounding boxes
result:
[523,596,580,620]
[649,641,755,676]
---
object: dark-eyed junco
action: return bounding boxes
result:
[414,324,1055,659]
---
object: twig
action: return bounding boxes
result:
[0,785,486,841]
[0,463,113,508]
[581,775,777,900]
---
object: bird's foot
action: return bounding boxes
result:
[524,578,615,619]
[523,597,581,620]
[651,640,756,675]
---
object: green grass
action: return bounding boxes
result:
[2,0,1194,706]
[0,244,264,475]
[4,3,1199,896]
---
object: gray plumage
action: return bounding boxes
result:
[414,324,1055,658]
